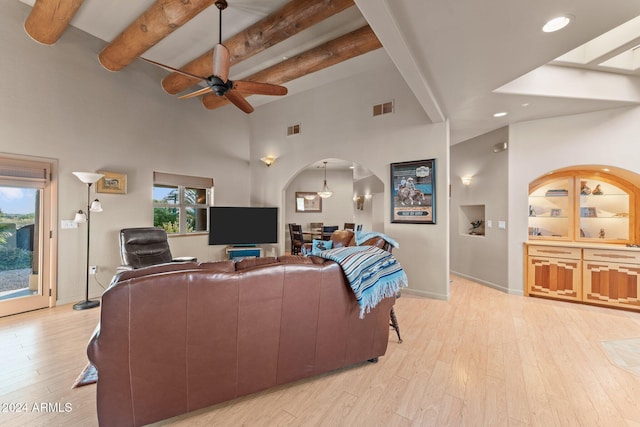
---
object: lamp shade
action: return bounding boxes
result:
[317,161,333,199]
[73,171,104,184]
[73,210,87,223]
[89,199,103,212]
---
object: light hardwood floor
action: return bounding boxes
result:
[1,275,640,426]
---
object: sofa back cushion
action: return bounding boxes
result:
[330,230,356,248]
[235,257,279,271]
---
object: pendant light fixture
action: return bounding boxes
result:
[317,161,333,199]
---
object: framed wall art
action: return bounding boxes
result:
[295,192,322,213]
[97,171,127,194]
[390,159,435,224]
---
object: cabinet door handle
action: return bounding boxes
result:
[592,253,635,260]
[538,249,572,255]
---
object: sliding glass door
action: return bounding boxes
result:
[0,157,54,317]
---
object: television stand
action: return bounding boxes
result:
[226,246,262,261]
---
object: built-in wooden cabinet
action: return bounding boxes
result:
[526,168,640,312]
[528,171,637,244]
[525,243,640,312]
[582,248,640,310]
[527,245,581,302]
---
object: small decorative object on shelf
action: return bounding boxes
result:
[545,188,568,197]
[580,206,597,217]
[469,220,484,235]
[550,208,561,217]
[580,181,592,195]
[592,184,603,195]
[529,205,536,217]
[599,228,606,239]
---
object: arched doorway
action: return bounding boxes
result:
[282,158,384,253]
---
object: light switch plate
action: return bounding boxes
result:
[498,220,506,230]
[486,220,492,228]
[61,220,78,229]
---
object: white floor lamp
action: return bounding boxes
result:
[72,171,104,311]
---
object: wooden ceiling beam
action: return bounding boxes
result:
[24,0,85,45]
[201,25,381,110]
[98,0,217,72]
[161,0,355,95]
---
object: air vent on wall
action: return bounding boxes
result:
[287,123,301,136]
[373,101,394,117]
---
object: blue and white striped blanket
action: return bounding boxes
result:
[317,245,408,318]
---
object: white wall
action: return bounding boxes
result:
[508,106,640,293]
[450,127,509,291]
[1,2,251,304]
[248,60,451,300]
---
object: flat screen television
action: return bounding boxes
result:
[208,206,278,245]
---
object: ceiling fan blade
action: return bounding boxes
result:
[232,81,288,96]
[140,57,208,81]
[213,44,230,82]
[224,90,254,114]
[178,86,213,100]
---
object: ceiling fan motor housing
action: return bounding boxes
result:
[207,75,231,96]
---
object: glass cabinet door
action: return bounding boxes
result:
[577,178,630,242]
[528,177,572,239]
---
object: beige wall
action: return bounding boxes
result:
[247,60,451,300]
[1,2,252,304]
[285,169,356,232]
[450,127,509,291]
[3,1,451,304]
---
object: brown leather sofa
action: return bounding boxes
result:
[329,229,393,251]
[87,254,395,426]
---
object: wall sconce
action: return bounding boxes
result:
[461,176,473,186]
[260,156,276,167]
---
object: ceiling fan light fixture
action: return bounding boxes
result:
[543,15,572,33]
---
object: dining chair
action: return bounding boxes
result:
[288,223,304,255]
[321,225,339,240]
[343,222,355,231]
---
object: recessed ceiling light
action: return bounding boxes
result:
[603,168,610,172]
[493,112,508,118]
[282,56,289,60]
[521,103,530,107]
[543,16,571,33]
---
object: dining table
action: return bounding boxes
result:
[302,228,323,241]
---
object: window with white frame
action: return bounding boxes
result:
[153,172,213,234]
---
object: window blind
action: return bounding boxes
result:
[153,171,213,188]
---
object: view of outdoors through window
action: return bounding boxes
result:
[153,185,208,234]
[0,186,38,300]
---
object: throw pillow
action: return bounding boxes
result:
[311,239,333,255]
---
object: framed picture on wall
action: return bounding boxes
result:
[390,159,436,224]
[295,192,322,212]
[96,171,127,194]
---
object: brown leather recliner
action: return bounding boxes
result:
[118,227,196,271]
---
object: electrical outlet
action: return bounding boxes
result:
[89,266,97,275]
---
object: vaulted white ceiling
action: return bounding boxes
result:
[17,0,640,144]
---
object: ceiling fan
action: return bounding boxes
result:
[141,0,287,113]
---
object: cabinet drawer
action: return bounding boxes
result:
[528,245,581,260]
[583,248,640,264]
